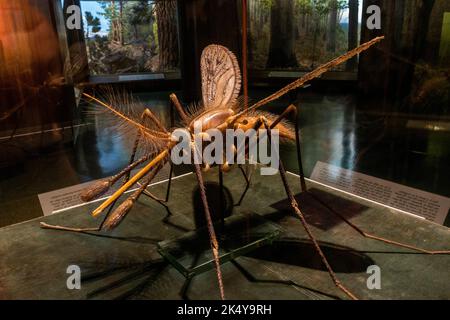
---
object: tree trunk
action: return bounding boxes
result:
[156,0,179,70]
[119,0,123,45]
[266,0,298,68]
[111,0,117,42]
[134,25,139,40]
[414,0,435,61]
[346,0,359,70]
[327,0,338,53]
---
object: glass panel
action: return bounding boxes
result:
[158,213,282,278]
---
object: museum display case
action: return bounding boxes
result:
[0,0,449,301]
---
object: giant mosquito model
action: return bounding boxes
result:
[40,36,449,300]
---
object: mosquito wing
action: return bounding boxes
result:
[201,44,241,110]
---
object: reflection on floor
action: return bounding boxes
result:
[0,89,449,227]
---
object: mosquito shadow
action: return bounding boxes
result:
[270,188,369,231]
[78,232,162,244]
[231,260,341,300]
[81,258,168,300]
[244,237,375,273]
[192,181,234,229]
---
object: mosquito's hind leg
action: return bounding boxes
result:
[261,118,358,300]
[273,106,449,255]
[309,192,450,255]
[278,160,358,300]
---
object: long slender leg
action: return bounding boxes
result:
[279,159,357,300]
[272,106,449,255]
[165,162,174,202]
[235,164,252,206]
[125,132,142,183]
[273,106,450,255]
[170,93,189,123]
[293,107,307,192]
[261,117,358,300]
[261,105,450,298]
[309,192,450,255]
[192,145,226,300]
[103,162,167,230]
[40,153,153,232]
[219,164,225,231]
[268,104,306,191]
[126,107,168,182]
[41,106,169,232]
[142,108,168,133]
[231,260,340,300]
[40,160,164,233]
[130,108,172,204]
[140,161,173,207]
[234,104,297,206]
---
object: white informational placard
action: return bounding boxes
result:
[38,169,191,216]
[38,181,97,216]
[38,177,136,216]
[310,161,450,225]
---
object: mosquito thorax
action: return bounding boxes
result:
[189,108,235,133]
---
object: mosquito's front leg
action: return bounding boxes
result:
[40,149,169,232]
[142,108,168,133]
[191,143,226,300]
[170,93,189,124]
[40,153,153,232]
